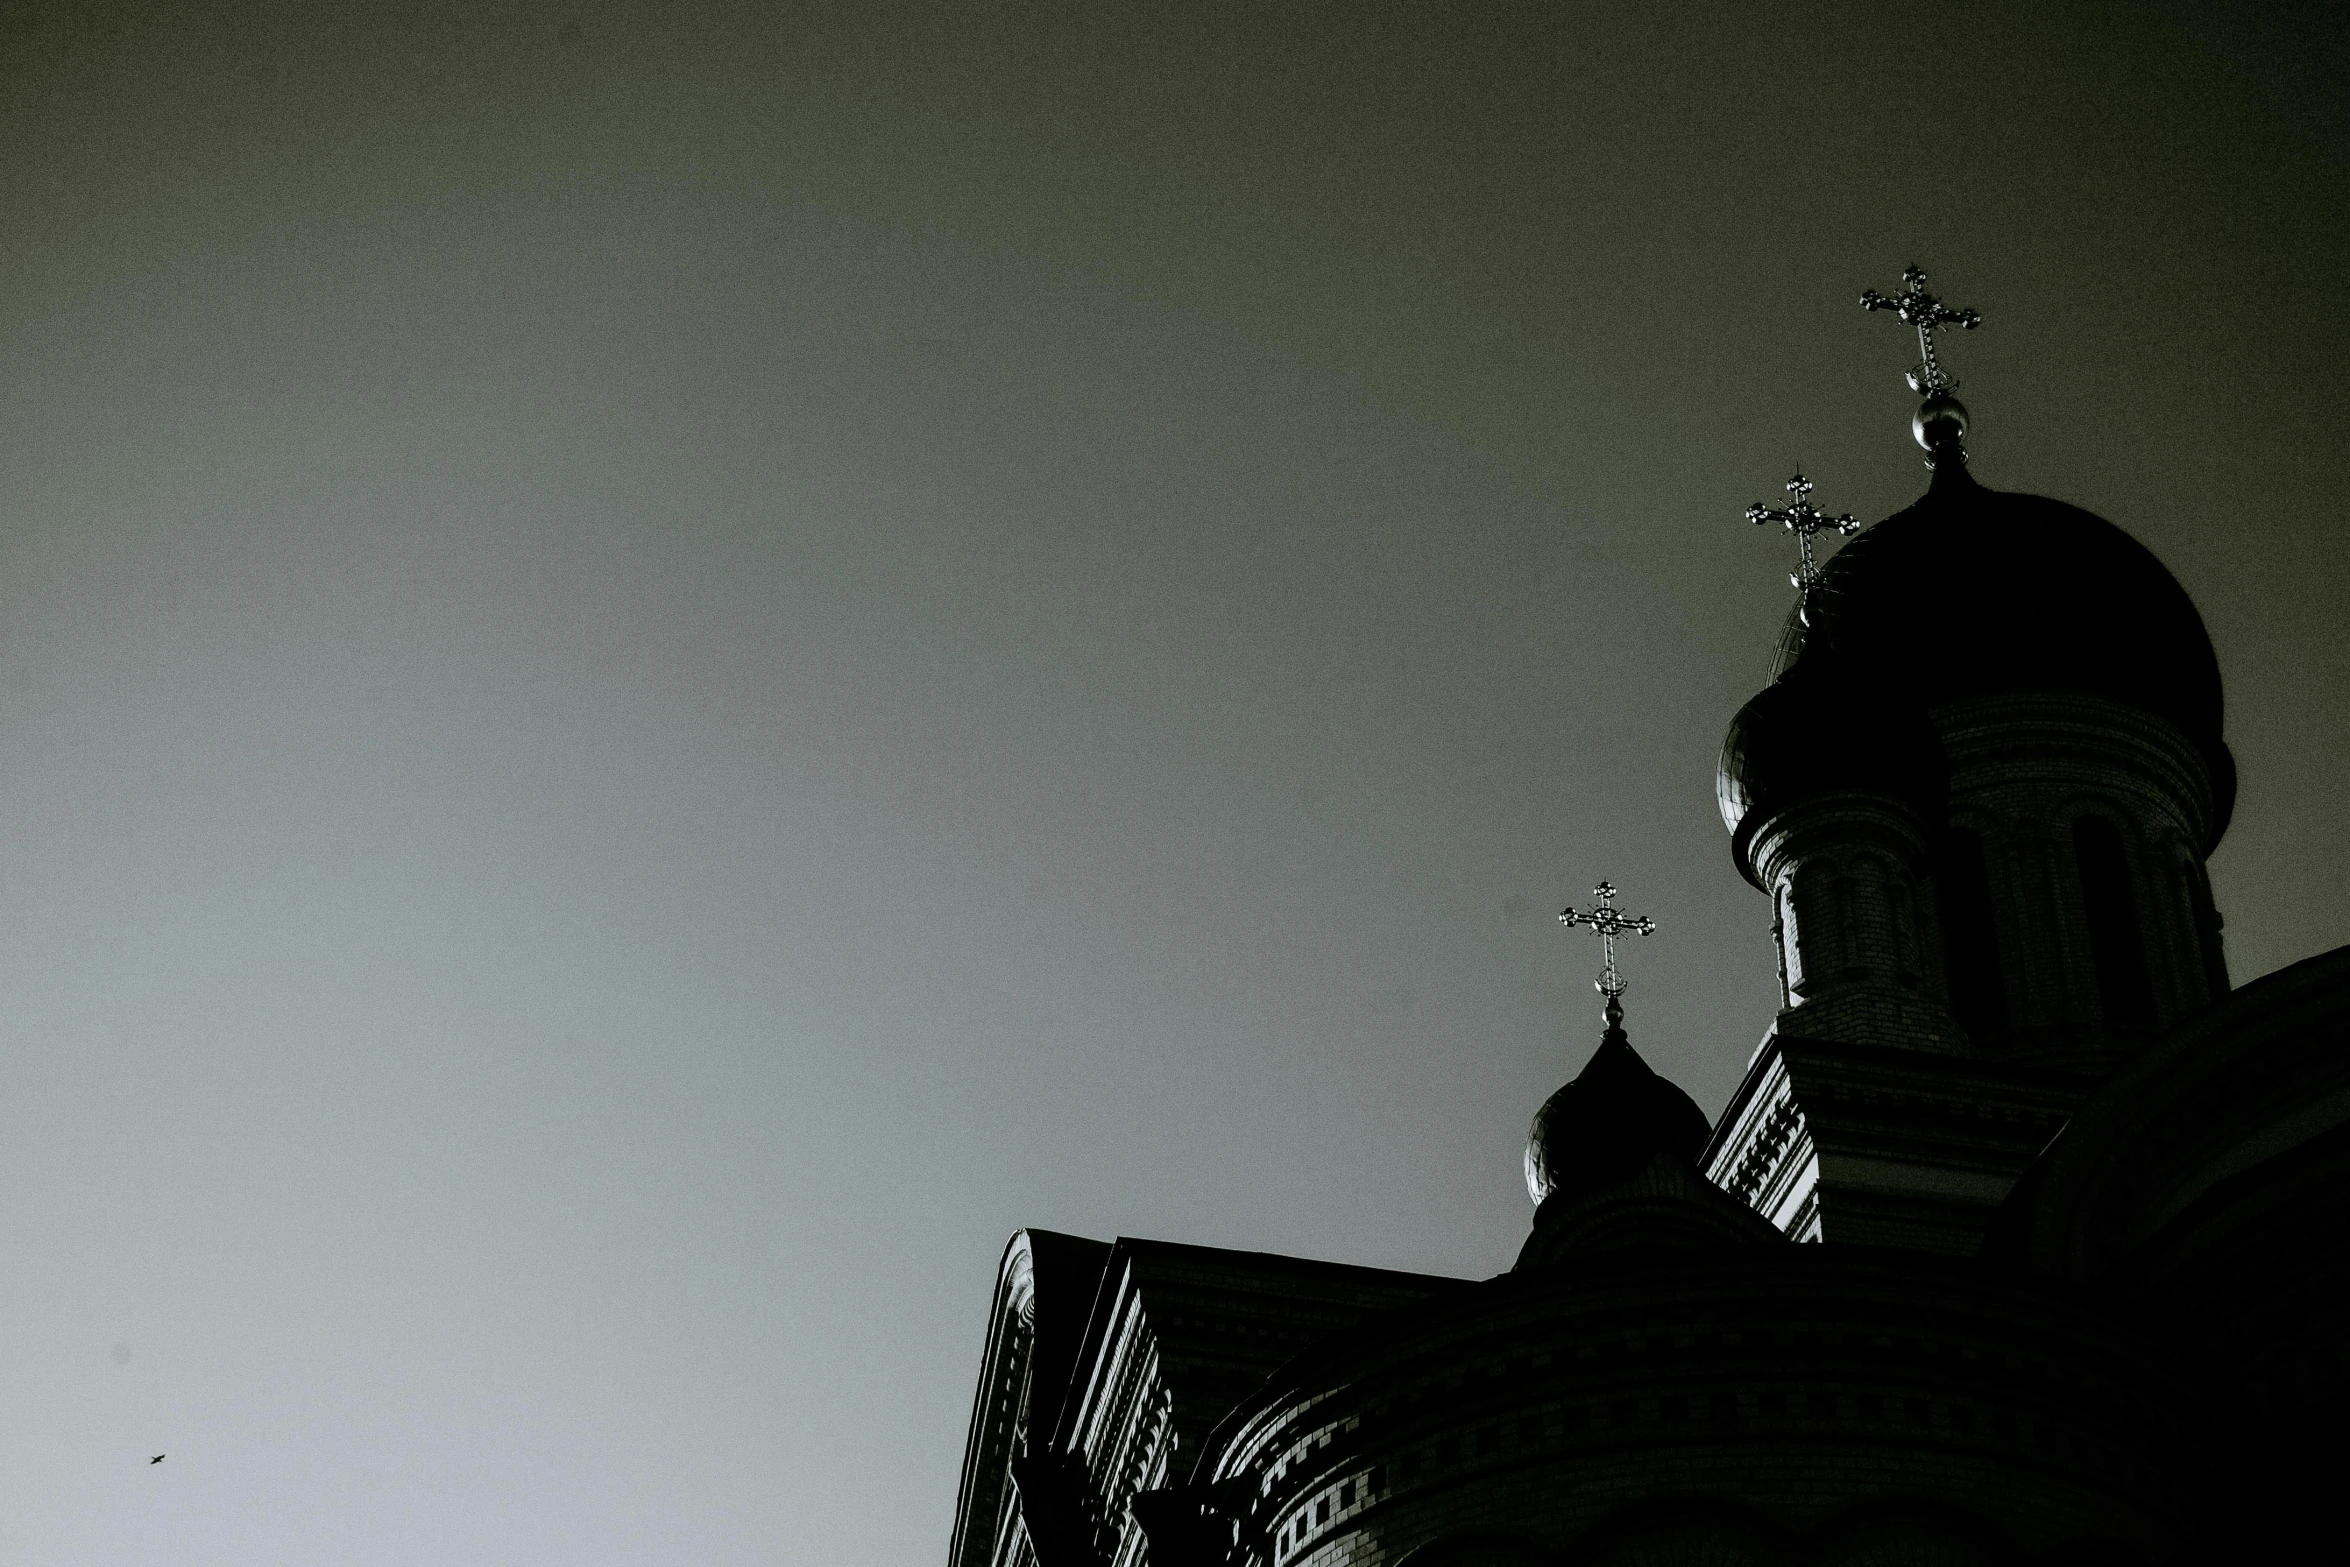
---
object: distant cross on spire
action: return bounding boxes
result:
[1559,880,1657,1029]
[1860,265,1981,394]
[1747,472,1859,603]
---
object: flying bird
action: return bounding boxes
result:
[149,1454,164,1464]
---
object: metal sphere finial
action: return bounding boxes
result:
[1912,391,1970,461]
[1861,264,1982,398]
[1862,265,1983,468]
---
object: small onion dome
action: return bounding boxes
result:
[1717,662,1947,889]
[1780,477,2236,845]
[1524,1026,1713,1205]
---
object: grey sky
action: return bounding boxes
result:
[1,2,2344,1563]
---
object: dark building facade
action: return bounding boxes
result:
[946,375,2350,1566]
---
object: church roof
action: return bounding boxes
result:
[948,1231,1464,1567]
[1988,943,2350,1288]
[1052,1239,1467,1466]
[946,1230,1113,1567]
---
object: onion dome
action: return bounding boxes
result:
[1717,661,1947,887]
[1523,1022,1713,1205]
[1776,466,2235,842]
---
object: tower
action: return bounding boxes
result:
[1706,270,2237,1250]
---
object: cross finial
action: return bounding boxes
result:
[1746,471,1858,610]
[1558,880,1657,1030]
[1860,265,1981,396]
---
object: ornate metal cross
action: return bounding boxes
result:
[1860,265,1981,394]
[1747,472,1858,600]
[1559,880,1657,1026]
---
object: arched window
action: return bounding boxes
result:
[2073,816,2155,1027]
[1937,828,2006,1031]
[1783,863,1828,996]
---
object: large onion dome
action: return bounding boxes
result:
[1722,463,2236,856]
[1795,475,2223,735]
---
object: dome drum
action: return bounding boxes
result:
[1741,790,1965,1054]
[1932,693,2232,863]
[1933,693,2233,1042]
[1514,1151,1782,1270]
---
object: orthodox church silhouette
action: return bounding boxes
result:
[946,272,2350,1567]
